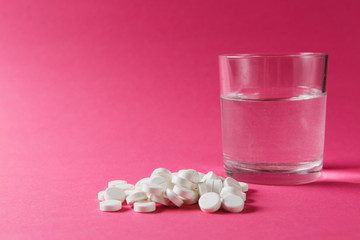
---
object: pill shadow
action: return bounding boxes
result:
[241,204,258,214]
[244,189,255,203]
[119,207,131,212]
[244,198,255,203]
[120,203,133,211]
[181,204,201,211]
[155,204,201,213]
[304,181,360,189]
[246,189,256,194]
[323,164,360,170]
[152,207,165,213]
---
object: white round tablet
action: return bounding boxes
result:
[224,177,242,189]
[198,192,221,213]
[150,194,170,206]
[173,185,196,199]
[201,171,217,182]
[135,178,150,192]
[217,176,225,182]
[168,181,174,190]
[166,188,184,207]
[143,183,164,196]
[151,168,172,182]
[240,192,246,201]
[213,179,223,194]
[181,191,199,205]
[114,184,135,191]
[191,183,199,193]
[124,190,136,197]
[108,180,127,188]
[104,187,126,202]
[178,169,200,183]
[182,197,198,205]
[222,194,244,213]
[133,201,156,213]
[220,186,243,198]
[98,190,105,201]
[151,167,172,175]
[198,182,208,196]
[205,179,214,192]
[126,191,148,205]
[198,172,205,180]
[172,176,193,189]
[239,182,248,192]
[100,200,122,212]
[149,175,169,190]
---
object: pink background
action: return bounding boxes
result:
[0,0,359,239]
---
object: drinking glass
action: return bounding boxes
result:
[219,53,328,185]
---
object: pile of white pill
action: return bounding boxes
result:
[98,168,248,213]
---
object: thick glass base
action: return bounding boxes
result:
[224,157,323,185]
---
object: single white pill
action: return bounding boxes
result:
[240,192,246,201]
[149,176,168,190]
[114,184,135,191]
[98,191,105,201]
[224,177,242,189]
[133,201,156,213]
[143,183,164,196]
[213,179,223,194]
[198,172,205,180]
[126,192,148,205]
[182,197,198,205]
[104,187,126,202]
[217,176,225,182]
[100,200,122,212]
[198,182,208,196]
[124,190,136,197]
[152,168,172,175]
[168,181,175,190]
[198,192,221,213]
[166,188,184,207]
[191,183,199,192]
[206,179,214,192]
[222,194,244,213]
[178,169,200,183]
[220,186,243,198]
[239,182,248,192]
[108,180,127,188]
[172,176,192,189]
[135,178,150,192]
[201,171,217,182]
[173,185,196,199]
[151,168,172,182]
[150,194,170,206]
[181,191,199,205]
[221,187,246,201]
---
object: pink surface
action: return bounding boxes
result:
[0,0,359,239]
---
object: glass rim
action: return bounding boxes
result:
[219,52,328,58]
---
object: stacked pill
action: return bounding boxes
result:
[98,168,248,213]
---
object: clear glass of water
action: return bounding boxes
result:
[219,53,328,185]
